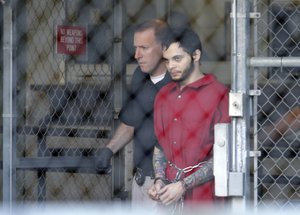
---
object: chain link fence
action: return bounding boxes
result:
[1,0,299,209]
[1,0,231,203]
[253,0,300,210]
[5,0,115,202]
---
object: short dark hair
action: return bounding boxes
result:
[162,27,202,55]
[135,19,168,44]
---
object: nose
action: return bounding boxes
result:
[167,60,175,70]
[135,48,142,60]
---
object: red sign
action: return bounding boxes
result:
[56,25,87,55]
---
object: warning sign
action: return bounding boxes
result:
[56,25,87,55]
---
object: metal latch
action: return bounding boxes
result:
[229,92,244,117]
[214,123,244,197]
[249,90,261,96]
[214,123,230,196]
[229,172,244,196]
[249,12,261,19]
[249,150,261,158]
[230,12,261,19]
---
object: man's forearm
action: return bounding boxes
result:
[153,146,167,179]
[182,157,214,190]
[106,122,134,153]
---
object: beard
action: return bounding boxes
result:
[173,62,195,83]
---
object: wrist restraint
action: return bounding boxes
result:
[154,177,170,185]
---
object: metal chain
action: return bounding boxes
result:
[168,160,207,177]
[168,160,207,215]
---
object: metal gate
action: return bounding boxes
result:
[1,0,170,207]
[1,0,300,212]
[2,0,118,204]
[214,0,300,211]
[251,0,300,210]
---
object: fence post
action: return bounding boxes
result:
[2,0,16,211]
[112,0,126,200]
[229,0,251,211]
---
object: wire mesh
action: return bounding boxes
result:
[3,0,299,208]
[13,0,114,202]
[1,0,233,203]
[253,0,300,210]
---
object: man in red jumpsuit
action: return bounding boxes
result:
[148,27,231,210]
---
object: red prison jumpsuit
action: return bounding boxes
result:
[154,74,230,204]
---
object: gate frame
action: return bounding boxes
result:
[248,0,300,210]
[4,0,300,211]
[2,0,17,211]
[223,0,300,212]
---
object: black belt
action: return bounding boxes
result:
[133,167,155,186]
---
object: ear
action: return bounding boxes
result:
[192,49,201,62]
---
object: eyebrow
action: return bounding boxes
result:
[172,54,184,59]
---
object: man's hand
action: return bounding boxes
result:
[148,179,165,201]
[157,181,185,205]
[95,147,113,174]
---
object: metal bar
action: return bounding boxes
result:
[2,0,15,210]
[155,0,168,19]
[15,125,110,138]
[113,0,123,116]
[230,1,238,193]
[112,0,124,200]
[230,0,250,211]
[252,0,259,210]
[16,157,96,169]
[231,0,238,92]
[249,57,300,67]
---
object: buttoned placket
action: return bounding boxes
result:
[171,93,182,146]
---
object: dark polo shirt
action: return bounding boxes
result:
[119,67,171,174]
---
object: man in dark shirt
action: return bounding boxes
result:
[95,19,171,208]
